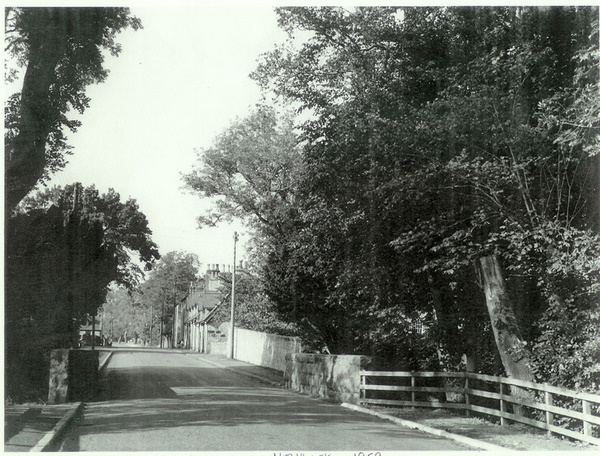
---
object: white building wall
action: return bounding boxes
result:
[233,327,303,372]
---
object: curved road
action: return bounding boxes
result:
[60,350,470,452]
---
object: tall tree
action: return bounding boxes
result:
[4,7,141,212]
[181,106,323,344]
[252,6,599,386]
[182,105,303,236]
[5,183,159,402]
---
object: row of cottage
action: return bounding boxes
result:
[171,260,428,353]
[172,263,237,353]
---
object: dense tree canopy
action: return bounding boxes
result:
[254,6,599,389]
[188,6,599,391]
[9,183,159,321]
[18,183,160,288]
[5,183,159,402]
[182,105,338,346]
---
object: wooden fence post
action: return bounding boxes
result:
[411,375,416,404]
[545,391,554,437]
[360,373,365,401]
[500,382,506,426]
[582,399,592,438]
[464,374,470,417]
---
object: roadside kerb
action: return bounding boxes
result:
[98,349,114,371]
[341,403,508,451]
[193,355,283,387]
[29,402,83,452]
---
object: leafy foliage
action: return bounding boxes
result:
[182,105,303,235]
[209,270,301,338]
[19,183,160,288]
[183,105,315,342]
[256,6,598,384]
[140,251,200,343]
[4,7,142,211]
[101,286,150,344]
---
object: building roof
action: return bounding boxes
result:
[187,291,222,311]
[201,292,230,324]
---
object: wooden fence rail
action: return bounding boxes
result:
[359,370,600,446]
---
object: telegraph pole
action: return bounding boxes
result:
[160,295,165,349]
[228,232,238,359]
[91,311,96,350]
[150,304,153,347]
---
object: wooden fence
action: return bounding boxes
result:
[360,371,600,446]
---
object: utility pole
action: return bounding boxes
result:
[171,286,176,349]
[160,295,165,349]
[150,304,153,347]
[228,232,238,359]
[67,184,81,347]
[91,311,96,350]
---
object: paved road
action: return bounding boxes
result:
[59,351,470,452]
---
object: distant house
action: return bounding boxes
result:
[173,264,232,352]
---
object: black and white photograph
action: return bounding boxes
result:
[4,2,600,453]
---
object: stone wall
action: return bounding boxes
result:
[48,349,99,404]
[233,328,303,372]
[284,353,372,404]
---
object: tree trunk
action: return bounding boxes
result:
[6,10,65,212]
[427,273,463,403]
[479,254,534,414]
[479,255,534,380]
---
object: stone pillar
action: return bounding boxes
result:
[48,349,70,404]
[48,349,99,404]
[284,353,372,404]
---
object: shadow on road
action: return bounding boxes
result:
[59,352,462,451]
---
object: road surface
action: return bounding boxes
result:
[59,350,470,452]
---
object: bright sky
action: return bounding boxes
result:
[30,5,290,270]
